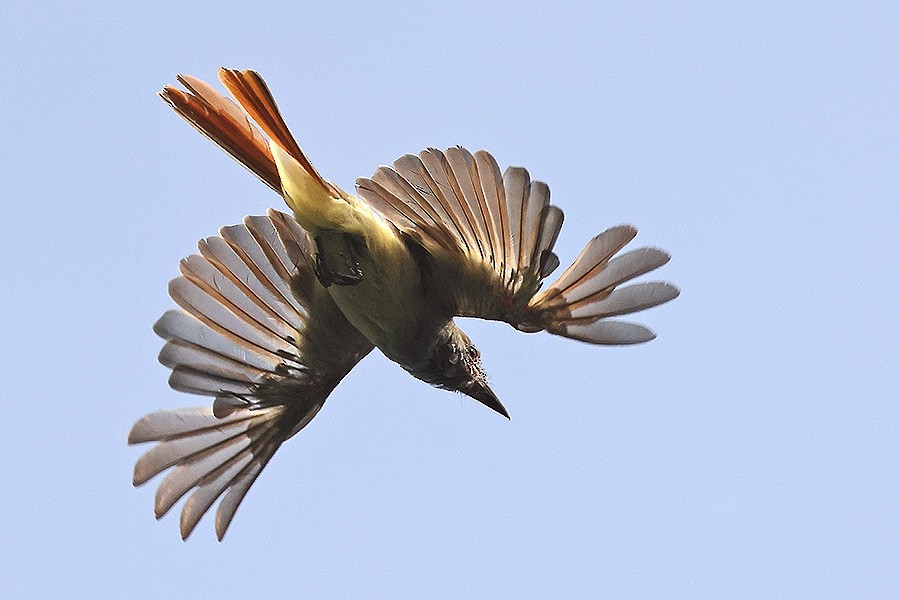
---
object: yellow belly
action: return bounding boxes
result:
[271,143,445,365]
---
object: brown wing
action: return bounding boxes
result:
[129,210,374,540]
[357,147,678,343]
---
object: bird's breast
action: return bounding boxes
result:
[318,224,448,370]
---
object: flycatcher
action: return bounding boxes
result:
[129,69,679,540]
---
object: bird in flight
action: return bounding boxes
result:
[129,68,679,540]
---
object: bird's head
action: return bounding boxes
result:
[440,327,510,419]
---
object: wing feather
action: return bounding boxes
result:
[215,452,274,540]
[566,282,681,320]
[131,211,373,539]
[180,450,255,539]
[354,148,565,320]
[158,340,266,383]
[353,147,677,341]
[179,254,294,341]
[534,204,564,280]
[503,166,530,276]
[154,310,281,371]
[547,320,658,345]
[445,147,494,262]
[534,226,637,304]
[418,148,483,255]
[393,153,471,246]
[473,151,509,278]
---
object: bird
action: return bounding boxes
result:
[128,68,679,540]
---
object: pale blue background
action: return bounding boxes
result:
[2,1,897,598]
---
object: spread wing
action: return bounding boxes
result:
[129,210,374,539]
[356,147,678,344]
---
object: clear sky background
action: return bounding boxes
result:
[2,1,897,598]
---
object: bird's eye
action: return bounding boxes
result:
[467,346,478,359]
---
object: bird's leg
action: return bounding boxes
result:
[313,233,364,287]
[313,250,333,287]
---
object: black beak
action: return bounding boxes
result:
[466,381,510,419]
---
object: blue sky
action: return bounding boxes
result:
[2,1,897,598]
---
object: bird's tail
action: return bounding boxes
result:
[161,68,359,234]
[159,73,282,193]
[128,404,313,540]
[523,226,679,344]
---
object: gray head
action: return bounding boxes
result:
[410,324,510,419]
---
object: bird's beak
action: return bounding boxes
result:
[466,381,510,419]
